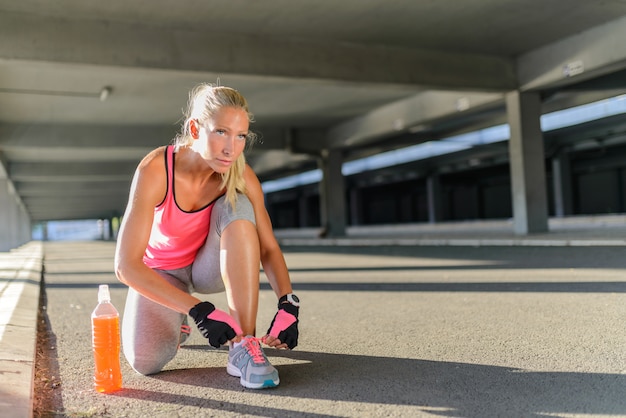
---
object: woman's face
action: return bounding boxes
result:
[193,106,249,173]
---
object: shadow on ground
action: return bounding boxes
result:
[283,246,626,270]
[105,348,626,418]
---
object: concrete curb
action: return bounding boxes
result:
[0,242,44,418]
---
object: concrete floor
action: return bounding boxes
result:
[28,240,626,417]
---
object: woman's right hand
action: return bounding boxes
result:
[189,301,243,347]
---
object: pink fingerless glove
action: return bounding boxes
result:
[207,309,243,335]
[266,301,299,349]
[189,301,242,348]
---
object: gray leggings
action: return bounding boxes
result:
[122,194,256,375]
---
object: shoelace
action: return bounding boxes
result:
[242,337,267,364]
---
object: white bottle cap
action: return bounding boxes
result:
[98,284,111,303]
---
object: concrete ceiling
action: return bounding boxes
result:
[2,0,626,222]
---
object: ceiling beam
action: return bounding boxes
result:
[0,124,176,149]
[9,161,136,182]
[327,91,505,149]
[518,15,626,91]
[0,12,516,91]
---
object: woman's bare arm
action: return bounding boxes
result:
[114,147,201,314]
[243,165,293,299]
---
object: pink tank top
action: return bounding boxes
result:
[143,146,220,270]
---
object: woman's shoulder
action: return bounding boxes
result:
[242,163,264,200]
[243,163,261,185]
[132,146,169,203]
[138,146,169,171]
[243,163,258,178]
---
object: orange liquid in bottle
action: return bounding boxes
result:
[92,315,122,393]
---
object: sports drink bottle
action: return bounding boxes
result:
[91,284,122,393]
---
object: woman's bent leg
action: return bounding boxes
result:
[194,194,279,388]
[220,219,260,335]
[192,194,259,335]
[121,269,189,375]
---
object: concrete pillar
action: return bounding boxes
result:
[100,219,107,240]
[318,149,346,237]
[506,91,549,235]
[349,188,361,226]
[0,179,10,251]
[552,151,573,217]
[7,182,17,247]
[107,217,114,240]
[0,179,30,251]
[426,174,443,223]
[17,203,29,244]
[22,208,31,243]
[297,196,308,227]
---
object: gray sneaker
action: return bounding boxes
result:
[227,336,279,389]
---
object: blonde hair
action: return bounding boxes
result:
[175,84,257,208]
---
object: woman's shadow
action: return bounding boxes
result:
[126,346,626,418]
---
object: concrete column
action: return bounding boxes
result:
[349,188,361,226]
[318,149,346,237]
[43,222,49,241]
[0,179,30,251]
[100,219,108,240]
[20,204,33,242]
[7,182,18,247]
[506,91,549,235]
[426,174,443,223]
[107,217,114,240]
[19,205,31,243]
[552,151,573,217]
[297,195,309,228]
[0,179,10,251]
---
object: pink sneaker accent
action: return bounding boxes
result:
[228,336,279,389]
[243,337,266,364]
[178,321,192,347]
[181,324,192,335]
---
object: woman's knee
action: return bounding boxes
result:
[125,356,167,376]
[121,291,185,375]
[212,194,256,234]
[124,343,177,376]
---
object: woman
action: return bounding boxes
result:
[114,83,300,389]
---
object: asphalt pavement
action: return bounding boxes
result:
[2,217,626,417]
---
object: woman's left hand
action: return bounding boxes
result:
[265,302,299,349]
[263,334,290,349]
